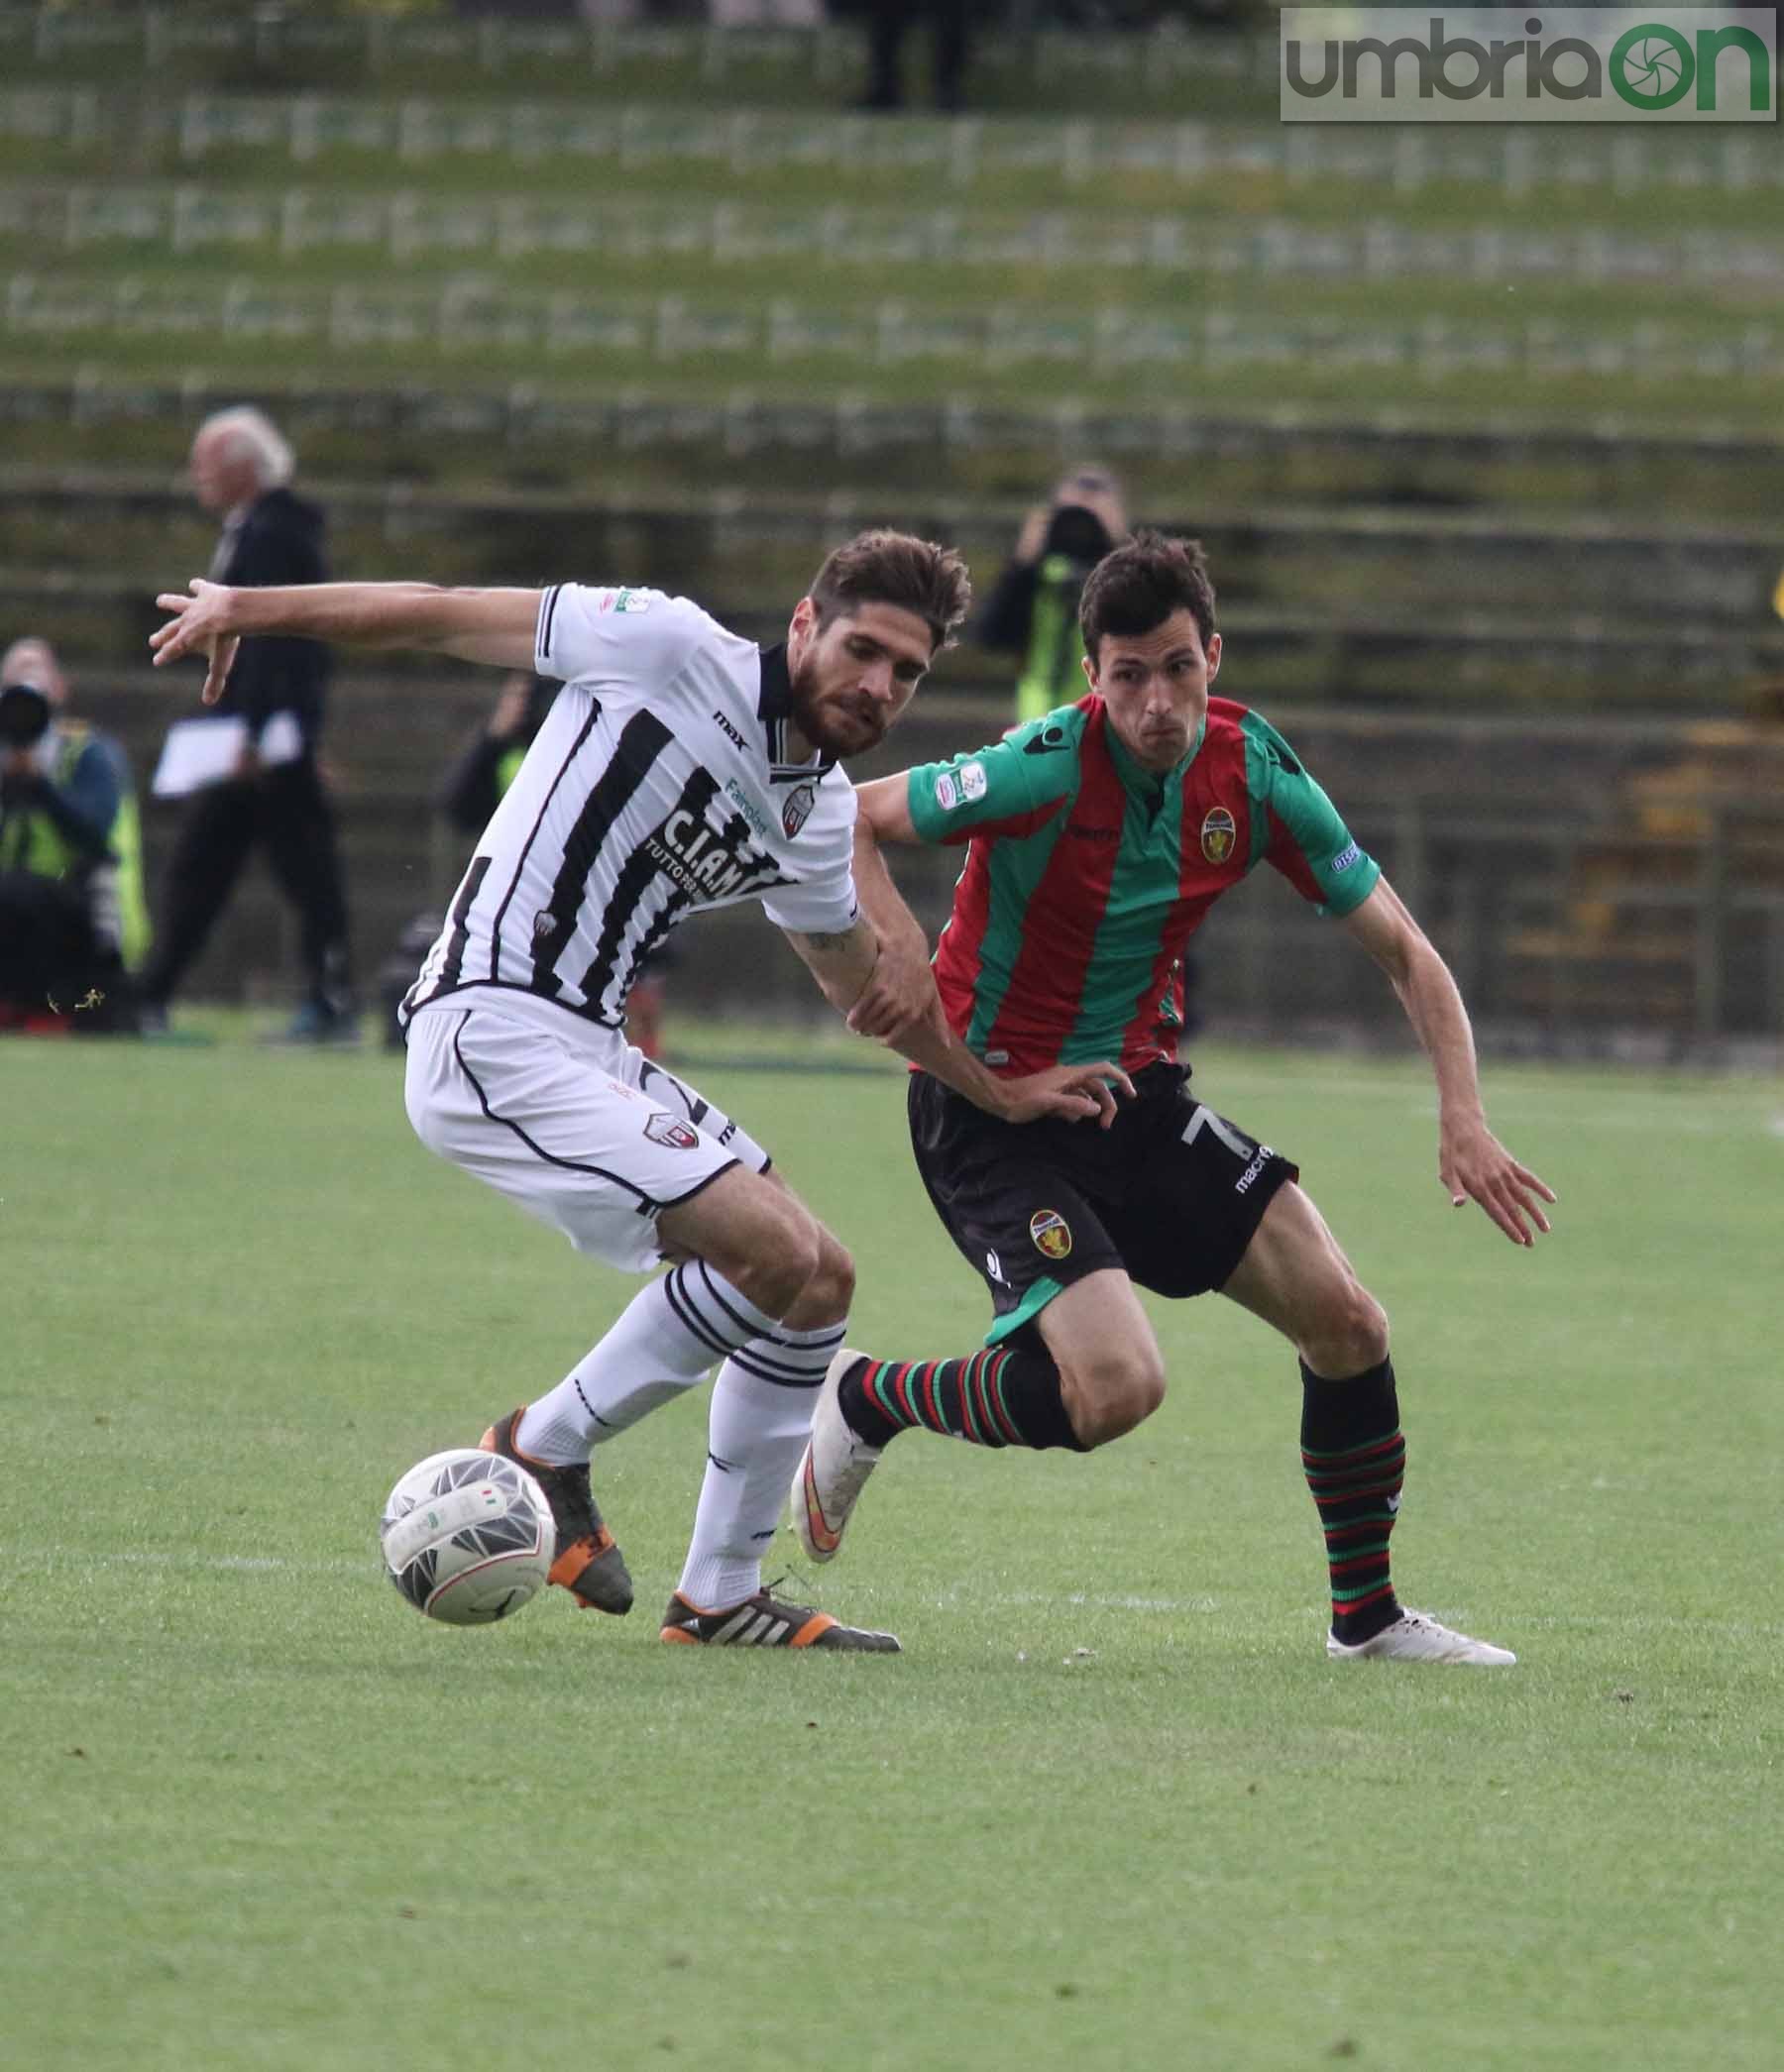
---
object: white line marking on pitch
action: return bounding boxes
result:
[19,1548,372,1578]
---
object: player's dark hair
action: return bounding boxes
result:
[808,530,972,652]
[1078,531,1218,660]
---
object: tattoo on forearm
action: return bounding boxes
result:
[802,930,855,951]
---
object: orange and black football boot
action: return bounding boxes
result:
[480,1408,633,1614]
[659,1584,899,1651]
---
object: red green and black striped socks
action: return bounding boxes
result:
[1300,1356,1405,1646]
[838,1347,1084,1452]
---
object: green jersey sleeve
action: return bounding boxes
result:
[1242,709,1382,917]
[905,709,1082,848]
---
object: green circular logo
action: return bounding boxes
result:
[1610,22,1694,109]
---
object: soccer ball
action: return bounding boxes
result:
[379,1448,554,1625]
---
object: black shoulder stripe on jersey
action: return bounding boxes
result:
[756,642,792,724]
[488,695,603,983]
[537,584,562,664]
[530,709,675,996]
[577,765,720,1008]
[436,854,491,996]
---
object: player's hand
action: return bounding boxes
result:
[150,580,242,705]
[1000,1061,1136,1130]
[846,930,938,1045]
[1439,1116,1555,1247]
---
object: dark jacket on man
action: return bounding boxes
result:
[206,488,332,745]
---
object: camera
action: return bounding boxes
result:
[0,682,52,749]
[1042,502,1115,566]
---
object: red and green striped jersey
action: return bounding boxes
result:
[905,694,1381,1075]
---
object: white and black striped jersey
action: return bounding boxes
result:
[403,584,859,1030]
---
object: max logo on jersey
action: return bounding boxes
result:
[1201,806,1237,865]
[644,1112,699,1150]
[1029,1209,1072,1260]
[1024,724,1071,758]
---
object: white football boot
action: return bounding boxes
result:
[791,1348,883,1564]
[1327,1609,1516,1667]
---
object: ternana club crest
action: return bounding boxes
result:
[781,782,817,839]
[1201,806,1237,865]
[1029,1209,1072,1260]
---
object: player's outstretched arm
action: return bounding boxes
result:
[151,579,542,703]
[782,916,1132,1127]
[1342,878,1556,1247]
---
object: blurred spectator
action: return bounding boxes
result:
[437,671,559,836]
[0,636,148,1036]
[858,0,971,113]
[141,407,358,1043]
[974,474,1198,1035]
[711,1,824,21]
[977,465,1129,726]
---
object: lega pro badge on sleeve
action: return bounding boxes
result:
[933,761,987,813]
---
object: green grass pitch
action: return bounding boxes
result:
[3,1028,1778,2070]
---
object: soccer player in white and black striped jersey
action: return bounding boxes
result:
[152,533,1129,1651]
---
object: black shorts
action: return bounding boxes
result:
[907,1062,1298,1346]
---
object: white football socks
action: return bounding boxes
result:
[515,1261,781,1465]
[675,1319,845,1611]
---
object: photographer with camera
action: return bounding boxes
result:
[976,467,1130,728]
[972,473,1200,1033]
[0,637,148,1035]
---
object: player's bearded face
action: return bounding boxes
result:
[1089,609,1222,774]
[789,602,933,757]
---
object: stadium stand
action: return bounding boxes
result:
[2,4,1779,1047]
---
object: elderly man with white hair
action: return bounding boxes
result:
[140,406,357,1041]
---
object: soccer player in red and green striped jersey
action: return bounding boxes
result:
[794,532,1556,1666]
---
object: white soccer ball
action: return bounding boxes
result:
[379,1448,554,1625]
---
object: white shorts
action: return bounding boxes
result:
[403,989,769,1275]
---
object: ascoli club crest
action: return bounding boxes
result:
[1201,806,1237,865]
[781,781,817,839]
[643,1112,699,1150]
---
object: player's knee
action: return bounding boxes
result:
[1303,1280,1390,1378]
[788,1227,855,1328]
[707,1204,822,1319]
[1063,1348,1167,1449]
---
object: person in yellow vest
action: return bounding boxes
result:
[974,476,1203,1035]
[976,467,1130,728]
[0,636,150,1034]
